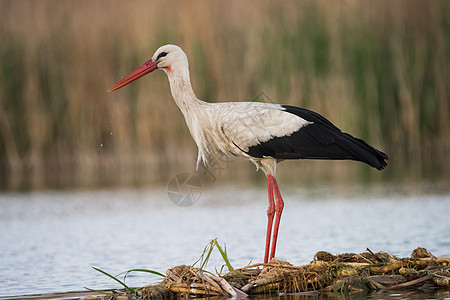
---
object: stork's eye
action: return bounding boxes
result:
[156,52,168,60]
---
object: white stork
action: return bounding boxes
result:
[108,44,388,264]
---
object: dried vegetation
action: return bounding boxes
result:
[86,247,450,299]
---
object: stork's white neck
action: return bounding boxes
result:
[164,64,211,168]
[165,66,203,114]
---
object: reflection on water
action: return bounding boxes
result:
[0,184,449,298]
[281,290,450,300]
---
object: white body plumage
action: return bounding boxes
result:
[159,45,312,175]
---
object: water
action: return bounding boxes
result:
[0,184,449,298]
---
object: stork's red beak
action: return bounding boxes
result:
[107,59,159,92]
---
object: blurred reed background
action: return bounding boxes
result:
[0,0,449,190]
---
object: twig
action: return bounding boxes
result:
[386,274,433,290]
[366,248,387,263]
[357,253,375,264]
[209,274,248,298]
[236,262,303,271]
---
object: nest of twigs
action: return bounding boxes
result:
[144,247,450,298]
[89,247,450,299]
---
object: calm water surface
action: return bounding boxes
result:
[0,184,449,298]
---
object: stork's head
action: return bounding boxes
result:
[107,44,188,92]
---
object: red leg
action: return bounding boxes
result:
[264,174,275,264]
[269,176,284,261]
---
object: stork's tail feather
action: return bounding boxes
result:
[272,105,389,170]
[337,133,388,170]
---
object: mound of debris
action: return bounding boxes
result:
[88,247,450,299]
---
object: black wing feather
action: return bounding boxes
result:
[246,105,388,170]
